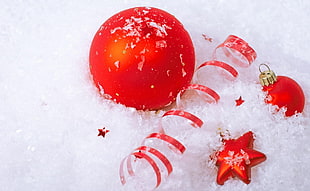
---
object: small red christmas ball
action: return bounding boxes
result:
[89,7,195,110]
[262,76,305,117]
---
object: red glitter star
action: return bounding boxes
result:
[215,131,266,185]
[98,127,110,138]
[235,96,245,106]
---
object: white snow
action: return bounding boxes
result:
[147,22,171,37]
[155,40,167,49]
[224,150,250,166]
[1,0,310,191]
[114,61,120,69]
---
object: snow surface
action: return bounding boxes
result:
[1,0,310,190]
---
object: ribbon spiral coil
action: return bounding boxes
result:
[119,35,257,189]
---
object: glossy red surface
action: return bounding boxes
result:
[89,7,195,110]
[262,76,305,116]
[215,131,266,185]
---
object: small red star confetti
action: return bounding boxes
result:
[214,131,266,185]
[98,127,110,138]
[202,34,213,42]
[235,96,245,106]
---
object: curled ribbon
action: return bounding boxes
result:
[213,35,257,67]
[120,145,173,188]
[119,132,186,189]
[197,60,238,78]
[119,35,257,189]
[177,83,220,105]
[162,109,204,128]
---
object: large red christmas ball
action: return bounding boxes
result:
[262,76,305,117]
[89,7,195,110]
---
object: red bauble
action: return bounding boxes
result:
[259,64,305,117]
[214,131,266,185]
[263,76,305,116]
[89,7,195,110]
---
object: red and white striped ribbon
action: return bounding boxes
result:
[119,35,257,189]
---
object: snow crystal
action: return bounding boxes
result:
[137,56,145,71]
[147,22,171,37]
[27,146,36,152]
[140,49,146,54]
[114,60,120,68]
[126,29,141,37]
[16,129,23,133]
[142,10,149,14]
[166,70,171,76]
[179,54,185,66]
[122,18,142,37]
[98,83,105,95]
[110,27,122,34]
[156,40,167,49]
[223,150,250,166]
[111,12,171,40]
[182,68,187,77]
[130,16,143,23]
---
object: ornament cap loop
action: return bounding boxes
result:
[259,63,277,86]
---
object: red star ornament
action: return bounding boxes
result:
[215,131,266,185]
[98,127,110,138]
[235,96,244,106]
